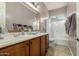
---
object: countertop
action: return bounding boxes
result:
[0,32,48,49]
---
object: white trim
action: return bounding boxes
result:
[68,46,74,56]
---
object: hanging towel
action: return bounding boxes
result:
[69,13,76,37]
[65,16,71,34]
[65,13,76,37]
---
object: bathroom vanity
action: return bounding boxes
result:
[0,33,49,56]
[0,2,49,56]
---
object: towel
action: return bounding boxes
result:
[69,13,76,37]
[65,16,71,34]
[65,13,76,37]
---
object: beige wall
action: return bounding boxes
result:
[6,2,36,30]
[49,6,67,17]
[67,2,76,16]
[38,2,49,19]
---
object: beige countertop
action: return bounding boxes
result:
[0,32,48,48]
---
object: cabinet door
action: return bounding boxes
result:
[45,35,49,53]
[19,41,29,56]
[24,41,30,56]
[0,41,30,56]
[0,43,22,56]
[41,35,46,56]
[30,37,40,56]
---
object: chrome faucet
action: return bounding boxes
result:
[19,27,25,35]
[21,30,25,35]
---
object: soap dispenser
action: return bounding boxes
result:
[0,26,3,39]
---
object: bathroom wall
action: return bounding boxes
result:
[67,2,76,16]
[0,2,6,32]
[66,2,76,55]
[49,6,67,17]
[6,2,37,30]
[38,2,49,19]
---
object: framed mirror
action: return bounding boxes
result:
[5,2,40,32]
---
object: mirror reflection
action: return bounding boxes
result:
[6,2,40,32]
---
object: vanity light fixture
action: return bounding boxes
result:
[20,2,40,14]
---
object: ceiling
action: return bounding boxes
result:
[44,2,67,10]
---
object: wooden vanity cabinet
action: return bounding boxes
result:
[0,34,49,56]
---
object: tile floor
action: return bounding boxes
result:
[46,41,72,56]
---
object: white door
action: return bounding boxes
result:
[77,41,79,55]
[76,3,79,56]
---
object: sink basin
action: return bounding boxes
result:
[0,32,38,40]
[25,32,38,35]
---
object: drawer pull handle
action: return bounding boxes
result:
[30,42,32,44]
[26,43,29,45]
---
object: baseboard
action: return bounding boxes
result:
[68,46,74,56]
[54,40,68,46]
